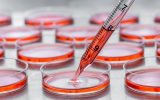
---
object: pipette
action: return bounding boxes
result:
[73,0,136,80]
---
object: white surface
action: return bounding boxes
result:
[0,0,159,100]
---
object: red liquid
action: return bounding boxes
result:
[0,70,27,93]
[43,71,109,94]
[96,42,144,68]
[120,24,160,46]
[18,43,74,63]
[56,26,99,45]
[90,13,138,25]
[0,27,41,46]
[0,14,11,26]
[25,14,73,29]
[126,68,160,93]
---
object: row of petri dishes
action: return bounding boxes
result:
[0,7,160,97]
[1,31,160,96]
[2,51,160,96]
[0,7,160,47]
[0,7,159,29]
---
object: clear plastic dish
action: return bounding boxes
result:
[90,13,139,25]
[24,7,73,29]
[124,56,160,94]
[56,25,100,48]
[120,24,160,46]
[0,26,41,48]
[0,58,28,94]
[17,41,74,69]
[40,58,110,97]
[95,42,144,69]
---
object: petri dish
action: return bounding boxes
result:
[120,24,160,46]
[0,13,11,26]
[17,43,74,68]
[0,58,28,94]
[124,56,160,94]
[56,25,100,47]
[41,59,110,96]
[25,8,73,29]
[90,13,139,25]
[0,26,41,47]
[95,42,144,68]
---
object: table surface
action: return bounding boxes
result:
[0,0,160,100]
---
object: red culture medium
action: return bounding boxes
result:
[0,70,27,93]
[125,68,160,93]
[95,42,144,68]
[0,26,41,47]
[56,26,100,46]
[17,43,74,65]
[43,71,109,95]
[25,13,73,29]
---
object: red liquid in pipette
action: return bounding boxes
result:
[73,0,136,80]
[73,26,113,80]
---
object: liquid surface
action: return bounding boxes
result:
[121,25,160,36]
[0,70,27,93]
[0,27,41,44]
[126,68,160,93]
[90,13,138,25]
[18,43,74,63]
[56,26,99,44]
[120,25,160,46]
[96,42,144,61]
[43,71,109,94]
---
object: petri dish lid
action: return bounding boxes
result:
[18,43,74,64]
[56,25,100,44]
[90,13,139,25]
[0,26,41,46]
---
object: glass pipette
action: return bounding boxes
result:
[73,0,136,80]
